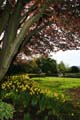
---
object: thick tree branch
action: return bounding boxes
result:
[19,4,37,28]
[21,21,53,50]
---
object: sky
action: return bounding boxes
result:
[51,50,80,67]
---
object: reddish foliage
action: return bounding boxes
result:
[0,0,80,57]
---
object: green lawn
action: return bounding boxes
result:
[32,77,80,100]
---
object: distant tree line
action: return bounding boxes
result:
[58,61,80,77]
[7,56,80,77]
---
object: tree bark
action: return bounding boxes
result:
[0,6,46,81]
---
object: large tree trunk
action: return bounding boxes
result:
[0,8,45,81]
[0,0,22,81]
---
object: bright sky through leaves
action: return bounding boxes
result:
[51,50,80,67]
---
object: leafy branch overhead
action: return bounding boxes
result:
[22,0,80,55]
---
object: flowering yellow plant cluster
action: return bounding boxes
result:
[1,75,80,119]
[1,75,42,96]
[1,75,66,102]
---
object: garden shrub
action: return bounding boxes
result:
[0,100,14,120]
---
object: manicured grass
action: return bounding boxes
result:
[32,77,80,99]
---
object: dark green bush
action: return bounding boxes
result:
[28,73,46,78]
[69,66,80,73]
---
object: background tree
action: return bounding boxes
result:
[36,57,58,75]
[69,66,80,73]
[58,61,68,75]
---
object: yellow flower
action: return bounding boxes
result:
[2,84,5,89]
[30,92,33,95]
[53,92,58,97]
[16,89,18,92]
[22,87,26,91]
